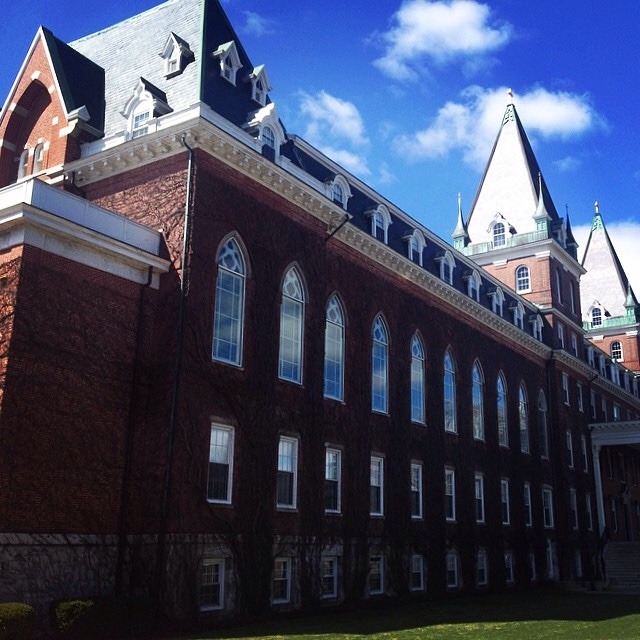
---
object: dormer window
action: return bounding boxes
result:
[262,125,275,149]
[160,33,194,79]
[405,230,426,266]
[367,205,391,244]
[436,251,455,284]
[327,174,351,210]
[244,103,285,163]
[493,222,506,247]
[213,41,242,85]
[33,142,45,173]
[511,302,524,329]
[121,78,172,140]
[464,270,481,301]
[249,65,271,107]
[489,286,504,316]
[590,306,602,326]
[17,148,29,180]
[530,314,543,341]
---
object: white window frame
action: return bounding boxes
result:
[437,251,455,284]
[272,557,292,604]
[566,430,574,468]
[446,550,459,588]
[368,556,384,595]
[325,447,342,514]
[531,314,543,341]
[207,425,234,504]
[490,286,505,316]
[515,265,530,292]
[370,456,384,516]
[278,267,305,384]
[214,41,242,85]
[501,478,511,525]
[519,384,529,454]
[581,435,589,473]
[200,558,225,611]
[477,549,488,586]
[497,373,508,447]
[406,229,425,265]
[542,486,554,528]
[212,237,246,366]
[504,552,514,583]
[321,556,338,599]
[410,462,423,519]
[557,322,565,349]
[445,467,456,522]
[524,481,532,527]
[444,349,457,433]
[570,488,578,530]
[410,554,425,591]
[472,361,485,441]
[538,391,549,459]
[562,373,570,405]
[512,302,524,329]
[367,205,391,244]
[577,383,584,413]
[466,269,481,301]
[276,436,298,510]
[371,316,389,414]
[474,473,485,523]
[611,341,623,361]
[324,295,345,401]
[493,222,506,247]
[410,333,426,424]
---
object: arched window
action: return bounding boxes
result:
[515,265,530,292]
[538,391,549,459]
[437,251,455,284]
[493,222,506,247]
[278,267,305,383]
[512,302,524,329]
[324,295,345,400]
[497,373,508,447]
[555,269,562,304]
[332,182,344,206]
[531,314,543,341]
[490,286,504,316]
[471,361,484,440]
[519,383,529,454]
[406,230,425,266]
[444,349,457,433]
[410,333,425,423]
[371,316,389,413]
[17,148,29,180]
[33,143,45,174]
[212,237,246,365]
[368,205,391,243]
[591,307,602,326]
[611,341,623,361]
[262,125,276,149]
[466,270,481,301]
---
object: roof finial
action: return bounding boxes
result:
[594,201,599,215]
[507,87,514,104]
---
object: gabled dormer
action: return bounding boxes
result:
[248,65,271,107]
[212,41,242,85]
[243,102,285,162]
[160,32,194,79]
[121,78,172,140]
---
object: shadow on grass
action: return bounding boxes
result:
[191,587,640,639]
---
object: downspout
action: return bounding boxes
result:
[156,134,194,609]
[115,265,153,595]
[545,349,560,579]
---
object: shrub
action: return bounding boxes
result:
[51,598,127,639]
[0,602,35,640]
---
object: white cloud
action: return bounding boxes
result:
[574,220,640,298]
[241,11,275,37]
[374,0,512,81]
[393,86,602,169]
[318,146,371,177]
[553,156,581,172]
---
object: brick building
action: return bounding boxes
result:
[0,0,639,625]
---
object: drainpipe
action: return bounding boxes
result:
[156,134,194,610]
[115,265,153,595]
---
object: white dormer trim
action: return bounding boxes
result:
[366,205,392,244]
[510,301,525,329]
[463,269,482,302]
[213,41,242,85]
[243,102,285,162]
[248,65,271,106]
[435,250,455,284]
[326,173,351,210]
[121,79,172,140]
[489,286,505,316]
[160,33,194,78]
[530,314,544,341]
[404,229,426,266]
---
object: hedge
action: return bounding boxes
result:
[0,602,35,640]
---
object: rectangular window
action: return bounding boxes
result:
[570,488,578,530]
[410,463,423,519]
[369,556,384,594]
[445,467,456,521]
[501,478,510,525]
[566,431,574,468]
[528,551,537,582]
[562,373,570,405]
[370,456,384,516]
[446,551,458,588]
[325,448,341,513]
[571,333,578,356]
[585,493,593,531]
[272,558,291,603]
[614,404,621,421]
[590,390,597,419]
[581,436,589,473]
[200,559,224,610]
[321,557,338,599]
[557,323,565,349]
[410,554,425,591]
[542,487,554,528]
[574,551,583,579]
[207,426,234,503]
[477,549,488,586]
[577,383,584,412]
[601,398,608,421]
[504,552,514,583]
[524,482,532,527]
[474,473,485,523]
[276,437,298,509]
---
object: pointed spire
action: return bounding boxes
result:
[592,201,604,230]
[452,192,469,249]
[533,172,551,234]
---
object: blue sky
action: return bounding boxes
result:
[2,0,639,293]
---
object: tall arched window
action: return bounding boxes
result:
[278,267,305,383]
[497,373,508,447]
[410,333,425,423]
[519,383,529,454]
[493,222,506,246]
[444,349,457,433]
[212,237,246,365]
[591,307,602,326]
[472,361,484,440]
[538,391,549,459]
[371,316,389,413]
[324,295,345,400]
[515,265,530,292]
[611,341,623,361]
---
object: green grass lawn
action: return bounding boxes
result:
[190,587,640,640]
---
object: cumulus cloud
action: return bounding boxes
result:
[553,156,581,172]
[241,11,275,37]
[393,86,603,169]
[573,220,640,297]
[374,0,512,81]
